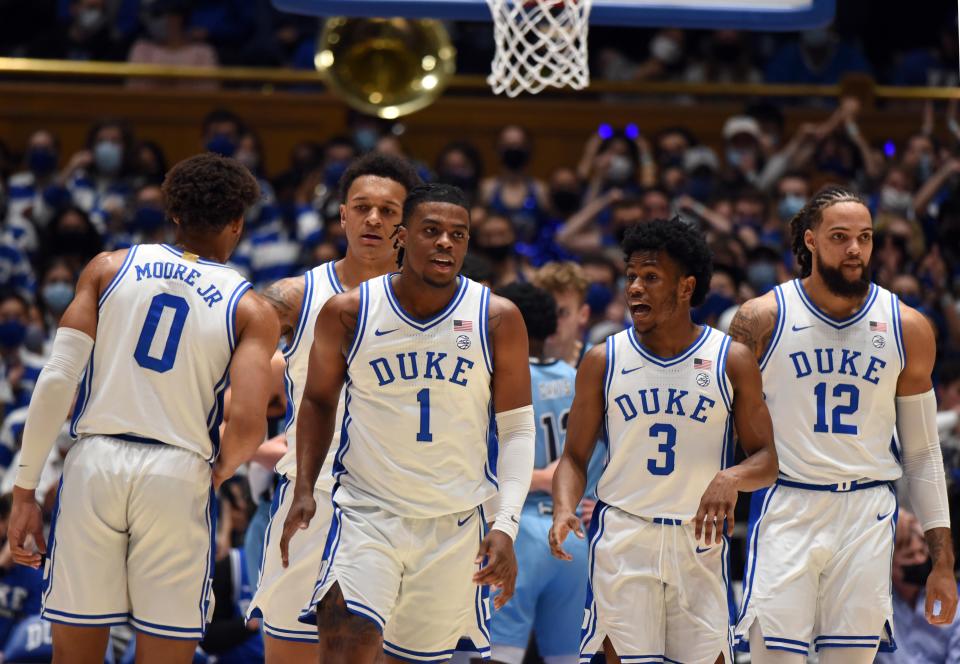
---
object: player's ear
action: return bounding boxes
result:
[804,228,816,254]
[397,224,407,248]
[680,274,695,303]
[340,204,347,230]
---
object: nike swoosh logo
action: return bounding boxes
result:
[877,510,894,521]
[621,366,641,375]
[457,513,474,527]
[791,324,814,332]
[374,328,399,337]
[696,546,712,553]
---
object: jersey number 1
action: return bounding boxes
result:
[134,294,190,373]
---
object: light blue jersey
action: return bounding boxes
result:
[527,358,576,509]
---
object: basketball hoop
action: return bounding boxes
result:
[485,0,592,97]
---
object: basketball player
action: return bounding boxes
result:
[729,186,957,663]
[247,152,421,663]
[7,153,280,663]
[550,218,778,664]
[279,183,535,663]
[488,281,586,664]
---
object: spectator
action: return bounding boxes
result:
[894,23,959,88]
[765,27,872,85]
[35,259,77,346]
[4,130,71,255]
[129,140,167,189]
[533,261,591,367]
[435,141,484,205]
[63,119,136,234]
[0,293,45,414]
[479,125,549,244]
[471,212,530,288]
[684,30,762,85]
[40,205,104,275]
[184,0,256,66]
[721,115,764,187]
[876,509,960,663]
[127,0,219,91]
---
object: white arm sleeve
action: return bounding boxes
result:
[14,327,93,491]
[896,389,951,531]
[491,405,535,540]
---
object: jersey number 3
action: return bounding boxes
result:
[134,293,190,373]
[647,423,676,476]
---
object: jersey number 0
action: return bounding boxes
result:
[134,293,190,373]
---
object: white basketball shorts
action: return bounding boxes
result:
[580,502,734,664]
[299,484,491,661]
[735,479,897,656]
[246,475,333,643]
[41,435,215,640]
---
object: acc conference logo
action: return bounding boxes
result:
[456,334,471,350]
[872,335,885,349]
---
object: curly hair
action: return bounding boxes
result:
[790,185,866,277]
[495,282,558,342]
[621,217,712,307]
[162,153,259,234]
[338,152,423,203]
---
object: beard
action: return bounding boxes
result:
[816,252,871,298]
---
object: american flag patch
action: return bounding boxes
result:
[693,358,712,370]
[454,320,472,332]
[870,321,887,332]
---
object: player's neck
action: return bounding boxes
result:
[391,270,460,319]
[802,273,871,319]
[529,339,547,360]
[636,317,701,358]
[174,234,229,264]
[336,252,396,290]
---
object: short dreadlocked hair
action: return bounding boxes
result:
[621,217,712,307]
[790,185,867,277]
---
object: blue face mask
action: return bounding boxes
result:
[28,148,57,176]
[93,141,123,175]
[42,282,75,313]
[205,134,236,158]
[0,320,27,348]
[324,161,349,188]
[585,282,614,316]
[778,194,806,221]
[747,262,778,294]
[133,206,166,233]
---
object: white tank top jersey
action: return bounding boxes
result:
[599,325,734,520]
[333,273,496,518]
[275,261,346,491]
[72,244,252,462]
[760,279,904,484]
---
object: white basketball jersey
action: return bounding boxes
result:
[73,244,251,462]
[599,325,734,520]
[760,279,904,484]
[275,261,345,491]
[333,274,495,518]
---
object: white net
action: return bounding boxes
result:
[485,0,593,97]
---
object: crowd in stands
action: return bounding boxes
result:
[0,0,957,88]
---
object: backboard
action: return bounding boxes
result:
[273,0,835,30]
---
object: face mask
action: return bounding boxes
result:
[205,134,236,158]
[726,147,749,169]
[0,320,27,349]
[481,244,513,263]
[694,292,736,324]
[901,559,933,587]
[500,147,530,171]
[747,262,778,293]
[650,34,682,65]
[324,160,349,188]
[687,175,713,202]
[77,8,104,30]
[235,150,259,173]
[28,148,57,176]
[585,282,613,315]
[42,282,75,313]
[438,171,477,195]
[606,155,634,183]
[93,141,122,175]
[880,186,912,216]
[133,206,166,233]
[551,190,581,215]
[778,194,807,221]
[353,128,379,153]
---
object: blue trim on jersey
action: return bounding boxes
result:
[98,245,139,309]
[479,286,493,374]
[579,502,610,655]
[160,243,231,268]
[384,273,469,331]
[40,478,64,608]
[43,608,130,621]
[281,362,296,435]
[332,388,353,480]
[793,279,878,330]
[721,533,735,660]
[652,517,682,525]
[42,611,131,628]
[113,433,164,445]
[775,476,890,492]
[627,325,710,368]
[130,615,206,635]
[262,621,319,642]
[129,619,205,641]
[716,335,733,412]
[226,281,253,352]
[758,284,785,372]
[763,638,809,655]
[346,600,386,631]
[257,475,289,582]
[891,293,905,372]
[484,403,499,488]
[69,353,95,437]
[283,269,315,359]
[472,506,492,645]
[813,634,880,652]
[327,260,345,294]
[736,485,778,626]
[383,639,456,660]
[198,486,217,637]
[345,282,369,366]
[206,366,230,461]
[720,414,734,471]
[603,336,615,405]
[316,504,343,591]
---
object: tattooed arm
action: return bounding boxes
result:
[726,291,779,363]
[262,276,306,342]
[278,289,359,566]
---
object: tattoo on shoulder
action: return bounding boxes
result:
[339,308,359,357]
[727,301,777,362]
[488,312,503,332]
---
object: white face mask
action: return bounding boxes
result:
[606,155,635,183]
[880,186,913,216]
[650,34,682,65]
[77,7,104,30]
